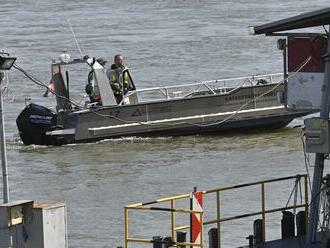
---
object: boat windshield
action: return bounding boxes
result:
[52,59,139,108]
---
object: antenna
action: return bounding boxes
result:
[66,17,83,58]
[57,0,84,58]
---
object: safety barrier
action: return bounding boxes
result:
[203,174,308,248]
[124,193,200,248]
[124,174,308,248]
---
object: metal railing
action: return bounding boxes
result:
[123,174,308,248]
[203,174,308,248]
[133,73,283,102]
[124,193,201,248]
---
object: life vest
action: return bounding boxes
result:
[110,68,129,84]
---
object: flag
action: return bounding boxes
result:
[43,79,55,97]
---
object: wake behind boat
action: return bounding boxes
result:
[15,55,310,145]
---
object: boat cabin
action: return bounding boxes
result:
[51,57,138,112]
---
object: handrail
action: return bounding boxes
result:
[123,174,307,248]
[203,174,304,194]
[126,193,190,207]
[202,72,282,85]
[136,73,282,92]
[203,204,306,225]
[202,174,308,248]
[133,73,283,102]
[124,205,204,248]
[125,206,202,213]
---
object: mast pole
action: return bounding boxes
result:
[0,72,9,203]
[307,34,330,244]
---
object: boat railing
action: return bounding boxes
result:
[132,73,283,102]
[123,174,308,248]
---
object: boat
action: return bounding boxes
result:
[15,54,311,145]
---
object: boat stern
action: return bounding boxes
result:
[16,103,60,145]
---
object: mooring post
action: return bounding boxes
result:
[307,34,330,244]
[0,72,9,203]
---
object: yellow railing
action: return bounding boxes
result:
[203,174,308,248]
[124,174,308,248]
[124,196,203,248]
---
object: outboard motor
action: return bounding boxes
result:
[16,103,57,145]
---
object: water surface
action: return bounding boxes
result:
[0,1,329,247]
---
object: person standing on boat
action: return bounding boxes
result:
[106,54,129,103]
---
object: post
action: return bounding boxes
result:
[124,207,128,248]
[307,35,330,244]
[200,212,204,248]
[216,191,221,248]
[190,187,197,248]
[307,154,325,244]
[191,189,203,248]
[283,38,288,105]
[304,175,309,231]
[171,199,176,242]
[261,183,266,242]
[0,72,9,203]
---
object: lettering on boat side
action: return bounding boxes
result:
[225,92,277,102]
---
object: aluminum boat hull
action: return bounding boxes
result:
[17,83,311,145]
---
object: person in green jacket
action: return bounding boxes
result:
[106,54,129,103]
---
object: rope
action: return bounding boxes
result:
[301,131,312,192]
[13,63,84,109]
[285,177,302,211]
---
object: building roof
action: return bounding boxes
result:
[250,8,330,35]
